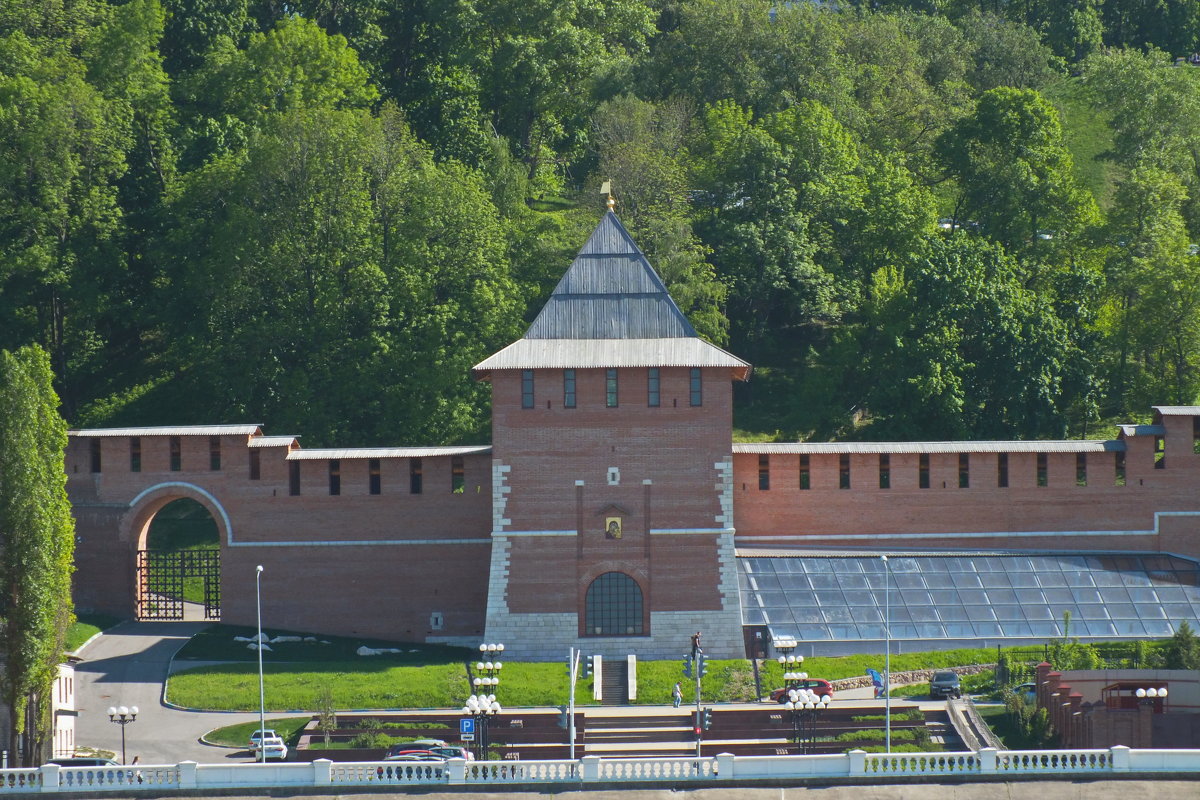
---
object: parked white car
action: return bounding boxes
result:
[258,736,288,761]
[249,728,278,749]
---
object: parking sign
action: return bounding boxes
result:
[460,717,476,741]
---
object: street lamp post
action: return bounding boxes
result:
[783,691,831,754]
[881,554,891,754]
[106,706,138,764]
[255,565,266,763]
[467,643,504,760]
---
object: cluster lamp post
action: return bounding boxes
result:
[464,643,504,760]
[782,690,831,754]
[106,706,138,764]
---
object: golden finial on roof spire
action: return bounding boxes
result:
[600,180,616,211]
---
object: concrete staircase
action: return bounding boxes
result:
[582,711,696,757]
[600,659,628,705]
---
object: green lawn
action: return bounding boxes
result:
[146,498,219,604]
[202,717,311,748]
[168,661,470,711]
[66,612,123,652]
[175,624,473,664]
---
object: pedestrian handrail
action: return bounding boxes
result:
[5,746,1199,793]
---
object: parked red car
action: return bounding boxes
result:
[770,679,834,703]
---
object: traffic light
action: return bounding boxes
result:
[583,654,594,678]
[698,654,708,678]
[557,705,569,729]
[682,655,693,678]
[702,708,713,730]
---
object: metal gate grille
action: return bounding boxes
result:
[136,549,220,620]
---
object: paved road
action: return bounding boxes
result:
[73,621,265,764]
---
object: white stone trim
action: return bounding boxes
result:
[128,482,235,546]
[651,528,735,535]
[492,460,512,531]
[714,458,734,527]
[495,530,577,537]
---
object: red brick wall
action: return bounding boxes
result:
[489,366,734,619]
[734,443,1200,558]
[65,435,492,641]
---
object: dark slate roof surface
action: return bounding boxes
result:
[524,212,697,340]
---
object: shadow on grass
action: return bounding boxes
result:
[175,623,472,665]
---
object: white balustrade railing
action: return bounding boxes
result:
[3,746,1198,793]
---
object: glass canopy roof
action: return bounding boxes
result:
[738,553,1200,645]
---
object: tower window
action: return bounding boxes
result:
[452,456,465,493]
[1037,453,1048,487]
[648,368,660,407]
[130,437,141,473]
[521,370,534,409]
[839,454,850,489]
[997,453,1008,488]
[90,439,102,473]
[1076,453,1087,486]
[758,455,770,490]
[958,453,970,488]
[564,369,576,409]
[249,449,261,480]
[410,458,423,494]
[1155,436,1165,469]
[1115,451,1126,486]
[169,436,181,471]
[879,454,890,489]
[584,572,644,636]
[689,367,702,406]
[288,461,300,496]
[329,459,341,496]
[799,455,810,489]
[606,369,618,408]
[369,458,381,495]
[210,436,221,471]
[919,454,930,489]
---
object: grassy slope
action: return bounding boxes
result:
[1042,75,1120,213]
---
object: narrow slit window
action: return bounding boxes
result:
[839,454,851,489]
[606,369,618,408]
[288,461,301,496]
[689,367,702,407]
[210,436,221,471]
[879,454,890,489]
[1115,451,1126,486]
[169,436,182,471]
[369,458,381,495]
[130,437,141,473]
[919,454,930,489]
[1194,417,1200,454]
[1155,436,1165,469]
[410,458,423,494]
[958,453,970,488]
[521,370,534,409]
[1037,453,1048,487]
[997,453,1009,488]
[1076,453,1087,486]
[799,454,810,490]
[564,369,576,409]
[329,459,341,496]
[90,439,102,473]
[452,455,465,493]
[647,368,660,407]
[249,449,261,480]
[758,455,770,490]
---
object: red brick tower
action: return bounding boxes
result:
[474,211,750,659]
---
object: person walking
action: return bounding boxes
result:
[672,682,683,708]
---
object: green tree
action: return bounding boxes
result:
[845,235,1077,439]
[954,11,1063,92]
[936,87,1098,250]
[1162,620,1200,669]
[0,345,76,765]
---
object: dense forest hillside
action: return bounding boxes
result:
[3,0,1200,445]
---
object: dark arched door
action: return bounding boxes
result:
[584,572,644,636]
